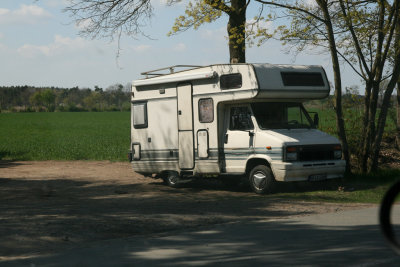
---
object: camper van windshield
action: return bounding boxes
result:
[251,102,314,130]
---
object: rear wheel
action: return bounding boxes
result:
[249,165,275,194]
[163,171,180,188]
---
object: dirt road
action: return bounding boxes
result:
[0,161,370,261]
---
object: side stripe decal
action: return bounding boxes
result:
[137,147,283,161]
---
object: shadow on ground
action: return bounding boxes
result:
[0,176,309,260]
[0,160,24,169]
[0,166,372,263]
[3,218,398,266]
[169,175,380,196]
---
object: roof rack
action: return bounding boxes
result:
[141,65,203,78]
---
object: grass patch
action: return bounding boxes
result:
[0,112,130,161]
[266,169,400,204]
[305,106,398,138]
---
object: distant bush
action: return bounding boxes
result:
[122,102,131,112]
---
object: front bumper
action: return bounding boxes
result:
[271,160,346,182]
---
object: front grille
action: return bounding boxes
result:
[297,145,335,161]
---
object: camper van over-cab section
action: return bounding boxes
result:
[129,64,346,194]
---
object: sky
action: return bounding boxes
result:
[0,0,360,90]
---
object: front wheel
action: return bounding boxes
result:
[249,165,275,194]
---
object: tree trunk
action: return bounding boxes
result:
[318,0,351,173]
[370,79,399,171]
[360,82,373,172]
[396,82,400,150]
[362,81,380,172]
[227,0,246,63]
[396,12,400,150]
[370,8,400,171]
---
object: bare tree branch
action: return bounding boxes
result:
[255,0,326,23]
[64,0,153,40]
[338,0,371,77]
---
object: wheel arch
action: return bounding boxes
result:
[245,157,273,177]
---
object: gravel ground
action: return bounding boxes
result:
[0,160,372,261]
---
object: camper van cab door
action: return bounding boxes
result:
[177,83,194,170]
[223,105,255,173]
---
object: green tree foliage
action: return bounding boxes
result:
[41,89,56,111]
[29,89,55,111]
[83,92,104,111]
[0,86,33,110]
[106,84,128,111]
[169,0,249,63]
[29,91,43,110]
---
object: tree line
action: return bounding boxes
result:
[0,84,131,112]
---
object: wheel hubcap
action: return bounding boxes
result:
[253,171,266,190]
[169,174,178,185]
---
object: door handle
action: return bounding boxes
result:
[224,134,228,144]
[178,110,182,115]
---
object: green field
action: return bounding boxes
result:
[1,111,399,203]
[1,108,396,161]
[0,112,130,161]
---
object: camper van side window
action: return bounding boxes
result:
[229,107,253,131]
[220,73,242,89]
[132,102,148,129]
[281,72,325,87]
[198,98,214,123]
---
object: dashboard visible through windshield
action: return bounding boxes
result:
[251,102,314,130]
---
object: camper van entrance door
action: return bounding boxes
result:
[177,83,194,170]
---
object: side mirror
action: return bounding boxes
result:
[313,113,319,127]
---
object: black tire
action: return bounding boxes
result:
[163,171,180,188]
[248,165,275,194]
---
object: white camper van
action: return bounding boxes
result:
[129,64,345,194]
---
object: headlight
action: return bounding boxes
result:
[285,146,298,161]
[333,145,342,159]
